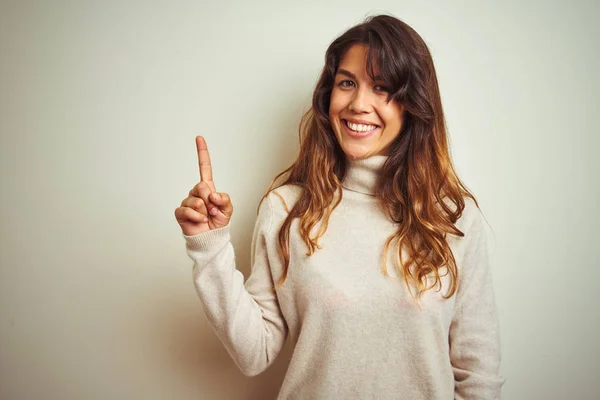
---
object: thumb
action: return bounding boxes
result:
[210,192,233,215]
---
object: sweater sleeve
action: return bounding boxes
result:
[450,210,505,399]
[182,194,288,376]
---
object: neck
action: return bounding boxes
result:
[341,154,389,196]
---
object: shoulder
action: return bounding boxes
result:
[440,196,489,245]
[450,197,495,261]
[457,197,485,233]
[438,195,481,229]
[253,184,303,236]
[260,184,304,218]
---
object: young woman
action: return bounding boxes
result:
[175,14,504,400]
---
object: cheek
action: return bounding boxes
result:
[328,96,340,117]
[328,90,348,116]
[380,106,403,131]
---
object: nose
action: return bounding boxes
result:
[348,86,373,113]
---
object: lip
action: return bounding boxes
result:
[341,119,379,138]
[343,118,380,127]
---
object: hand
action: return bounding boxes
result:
[174,136,233,236]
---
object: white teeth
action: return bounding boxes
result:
[345,120,377,132]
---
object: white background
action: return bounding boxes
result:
[1,1,598,399]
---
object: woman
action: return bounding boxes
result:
[175,14,504,399]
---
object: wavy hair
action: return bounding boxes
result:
[260,14,478,300]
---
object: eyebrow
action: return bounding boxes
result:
[336,68,383,81]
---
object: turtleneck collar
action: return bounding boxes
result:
[341,155,389,196]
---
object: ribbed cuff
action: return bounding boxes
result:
[182,225,231,252]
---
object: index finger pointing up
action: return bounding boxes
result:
[196,136,213,183]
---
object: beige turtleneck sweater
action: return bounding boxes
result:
[182,155,505,399]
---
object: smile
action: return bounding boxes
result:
[342,119,379,138]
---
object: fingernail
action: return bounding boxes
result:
[212,193,221,201]
[210,207,218,215]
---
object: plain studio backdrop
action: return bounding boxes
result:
[1,1,598,399]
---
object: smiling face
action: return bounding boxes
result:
[328,44,405,160]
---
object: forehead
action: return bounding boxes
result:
[337,44,381,78]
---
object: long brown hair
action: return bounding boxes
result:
[260,14,478,300]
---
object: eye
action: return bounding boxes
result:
[374,85,390,92]
[337,80,355,88]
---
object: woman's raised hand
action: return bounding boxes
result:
[175,136,233,236]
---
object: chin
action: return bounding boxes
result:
[342,148,374,160]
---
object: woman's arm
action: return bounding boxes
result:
[449,210,505,399]
[183,194,288,376]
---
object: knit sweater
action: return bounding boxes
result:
[183,155,505,399]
